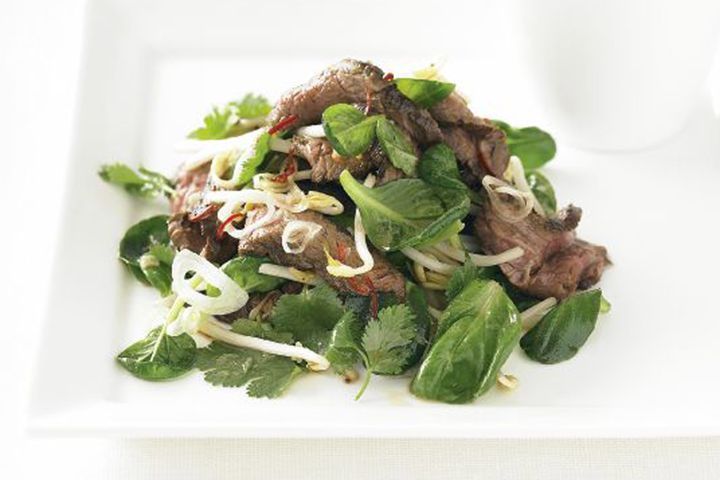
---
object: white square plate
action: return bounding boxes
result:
[28,0,720,437]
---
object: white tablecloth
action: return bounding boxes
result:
[2,1,719,478]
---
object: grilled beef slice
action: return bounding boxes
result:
[237,208,406,299]
[167,162,237,263]
[473,202,607,299]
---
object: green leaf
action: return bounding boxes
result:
[394,78,455,108]
[230,319,295,344]
[418,143,466,191]
[99,163,174,199]
[116,326,196,381]
[188,94,272,140]
[445,261,496,301]
[362,304,417,375]
[321,104,379,157]
[270,284,345,351]
[196,341,302,398]
[339,171,470,251]
[207,255,286,297]
[235,131,272,186]
[411,280,521,404]
[520,289,602,364]
[600,295,612,314]
[324,311,364,375]
[376,117,418,176]
[492,120,556,170]
[119,215,174,296]
[403,282,432,368]
[526,170,557,214]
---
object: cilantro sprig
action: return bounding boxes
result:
[188,94,272,140]
[99,163,175,199]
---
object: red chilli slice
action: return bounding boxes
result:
[272,156,297,183]
[383,72,394,81]
[268,114,298,135]
[215,212,246,240]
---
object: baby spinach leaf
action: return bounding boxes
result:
[376,117,418,176]
[492,120,556,170]
[394,78,455,108]
[116,326,197,381]
[520,289,602,364]
[99,164,175,199]
[322,104,380,157]
[196,341,303,398]
[270,284,345,351]
[206,256,286,297]
[188,93,272,140]
[411,280,521,404]
[339,171,470,250]
[445,261,496,302]
[119,215,174,296]
[418,143,466,191]
[526,170,557,214]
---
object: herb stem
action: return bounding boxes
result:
[354,351,373,401]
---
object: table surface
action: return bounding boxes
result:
[2,1,720,478]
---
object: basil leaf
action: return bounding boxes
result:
[322,104,379,157]
[117,326,197,381]
[394,78,455,108]
[339,171,470,250]
[207,256,286,297]
[418,143,466,191]
[188,93,272,140]
[492,120,556,170]
[119,215,174,296]
[520,289,602,364]
[376,117,418,176]
[411,280,521,404]
[526,170,557,214]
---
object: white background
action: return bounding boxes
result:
[2,0,720,478]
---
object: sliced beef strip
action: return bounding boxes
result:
[473,201,607,299]
[372,86,444,147]
[291,136,404,185]
[167,162,237,263]
[236,208,406,299]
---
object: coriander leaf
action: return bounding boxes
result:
[394,78,455,108]
[355,304,417,399]
[119,215,174,296]
[322,104,379,156]
[230,319,294,344]
[411,280,521,404]
[207,255,286,297]
[339,171,470,250]
[324,311,364,375]
[116,326,196,381]
[418,143,466,191]
[376,117,418,176]
[196,341,302,398]
[189,94,272,140]
[99,163,174,199]
[520,289,602,364]
[235,131,271,186]
[270,284,345,351]
[492,120,556,170]
[526,170,557,214]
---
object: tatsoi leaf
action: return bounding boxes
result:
[411,280,522,404]
[196,341,302,398]
[526,170,557,214]
[394,78,455,108]
[235,131,272,186]
[445,262,496,301]
[339,171,470,251]
[188,94,272,140]
[321,104,380,156]
[99,163,175,199]
[325,311,364,375]
[492,120,556,170]
[376,117,418,176]
[116,327,196,381]
[270,284,345,351]
[207,256,286,297]
[119,215,174,296]
[520,290,602,364]
[418,143,466,191]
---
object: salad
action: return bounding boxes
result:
[100,59,609,403]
